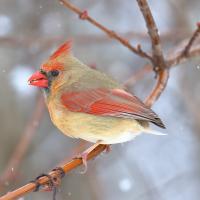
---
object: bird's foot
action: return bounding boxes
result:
[30,173,57,200]
[75,151,89,174]
[74,141,103,174]
[105,145,111,153]
[30,168,65,200]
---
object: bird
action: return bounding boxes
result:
[28,40,165,170]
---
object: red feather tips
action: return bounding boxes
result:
[50,40,72,60]
[61,88,165,129]
[28,71,48,88]
[41,61,64,72]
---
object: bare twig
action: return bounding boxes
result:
[59,0,153,62]
[123,34,200,99]
[180,22,200,57]
[136,0,169,107]
[0,94,45,191]
[136,0,166,70]
[168,40,200,66]
[146,36,200,68]
[169,23,200,66]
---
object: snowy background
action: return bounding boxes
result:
[0,0,200,199]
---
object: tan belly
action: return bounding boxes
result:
[48,102,144,144]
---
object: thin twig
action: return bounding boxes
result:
[124,33,200,90]
[168,41,200,66]
[180,22,200,57]
[59,0,153,62]
[0,94,45,191]
[146,36,200,68]
[169,22,200,66]
[136,0,166,71]
[136,0,169,107]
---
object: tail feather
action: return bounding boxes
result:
[143,128,167,136]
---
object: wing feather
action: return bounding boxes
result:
[61,88,165,128]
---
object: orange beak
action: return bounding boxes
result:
[28,71,48,88]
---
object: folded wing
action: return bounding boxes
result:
[61,88,165,128]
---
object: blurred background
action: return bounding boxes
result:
[0,0,200,199]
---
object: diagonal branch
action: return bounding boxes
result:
[0,145,107,200]
[168,40,200,66]
[169,22,200,66]
[60,0,169,107]
[59,0,153,62]
[180,22,200,57]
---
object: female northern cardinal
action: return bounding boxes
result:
[28,41,165,169]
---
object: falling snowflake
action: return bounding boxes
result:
[0,15,12,36]
[9,65,36,96]
[118,178,132,192]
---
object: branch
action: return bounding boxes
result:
[136,0,169,107]
[137,1,166,70]
[0,94,45,192]
[180,22,200,57]
[144,69,169,107]
[124,24,200,105]
[0,145,107,200]
[168,23,200,66]
[59,0,153,62]
[129,39,200,72]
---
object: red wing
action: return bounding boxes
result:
[61,88,165,128]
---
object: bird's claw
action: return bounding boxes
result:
[30,168,65,200]
[105,145,111,153]
[73,141,111,174]
[30,173,56,192]
[74,152,89,174]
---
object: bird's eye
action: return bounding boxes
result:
[51,70,59,77]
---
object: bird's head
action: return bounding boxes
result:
[28,40,72,91]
